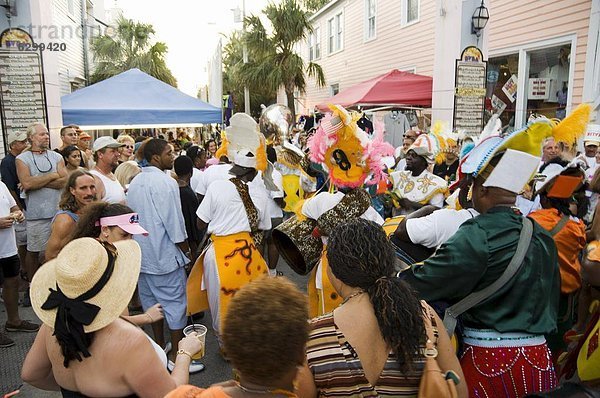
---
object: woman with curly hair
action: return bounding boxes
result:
[165,277,309,397]
[296,218,466,397]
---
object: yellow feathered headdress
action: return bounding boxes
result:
[462,104,591,178]
[457,104,592,193]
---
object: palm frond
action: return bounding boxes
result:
[306,61,326,87]
[89,16,177,87]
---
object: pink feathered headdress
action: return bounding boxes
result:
[308,105,393,188]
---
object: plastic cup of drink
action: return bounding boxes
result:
[183,324,207,360]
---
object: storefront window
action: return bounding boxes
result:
[525,45,570,121]
[485,43,572,132]
[485,53,519,131]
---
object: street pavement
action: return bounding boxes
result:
[0,258,308,397]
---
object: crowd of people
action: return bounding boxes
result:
[0,102,599,397]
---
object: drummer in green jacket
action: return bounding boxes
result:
[403,106,592,397]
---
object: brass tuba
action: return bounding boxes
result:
[259,104,293,143]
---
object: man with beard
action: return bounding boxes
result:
[44,170,97,260]
[16,123,67,305]
[389,134,447,214]
[89,136,126,204]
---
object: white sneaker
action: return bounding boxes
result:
[167,359,205,373]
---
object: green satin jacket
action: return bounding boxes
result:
[404,207,560,335]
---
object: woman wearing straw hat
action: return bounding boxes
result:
[21,238,203,397]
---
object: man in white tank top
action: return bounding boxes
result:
[89,137,126,204]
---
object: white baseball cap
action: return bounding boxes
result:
[92,136,124,152]
[584,124,600,147]
[7,131,28,146]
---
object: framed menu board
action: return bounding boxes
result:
[453,46,487,137]
[0,28,49,156]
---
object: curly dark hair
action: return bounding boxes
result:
[326,218,425,371]
[222,277,309,385]
[70,202,135,240]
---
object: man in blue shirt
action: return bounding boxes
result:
[127,139,203,373]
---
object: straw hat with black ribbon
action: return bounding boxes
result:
[30,238,141,365]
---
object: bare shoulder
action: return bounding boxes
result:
[53,214,76,229]
[94,319,150,356]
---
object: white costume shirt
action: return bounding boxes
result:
[265,169,284,219]
[195,163,232,195]
[302,191,384,244]
[302,191,384,290]
[196,178,271,236]
[389,169,446,208]
[190,167,203,193]
[405,208,479,249]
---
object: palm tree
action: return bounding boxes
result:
[241,0,326,121]
[223,31,276,117]
[303,0,330,13]
[90,16,177,87]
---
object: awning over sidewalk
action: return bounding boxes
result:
[61,68,222,128]
[316,69,433,111]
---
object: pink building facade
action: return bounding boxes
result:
[298,0,600,128]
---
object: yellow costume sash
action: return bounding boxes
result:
[307,248,342,318]
[390,170,448,204]
[186,232,267,327]
[577,300,600,382]
[282,174,304,212]
[382,215,405,237]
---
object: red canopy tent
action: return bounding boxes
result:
[316,69,433,111]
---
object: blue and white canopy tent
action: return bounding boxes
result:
[61,68,221,129]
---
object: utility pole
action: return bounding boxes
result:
[242,0,250,114]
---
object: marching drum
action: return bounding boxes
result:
[272,216,323,275]
[383,215,435,264]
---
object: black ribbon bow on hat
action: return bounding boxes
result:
[41,241,117,367]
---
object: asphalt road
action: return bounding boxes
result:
[0,257,308,397]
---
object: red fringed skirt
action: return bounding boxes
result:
[459,328,558,398]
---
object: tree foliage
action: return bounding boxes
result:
[239,0,326,121]
[90,16,177,87]
[302,0,330,12]
[222,32,276,117]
